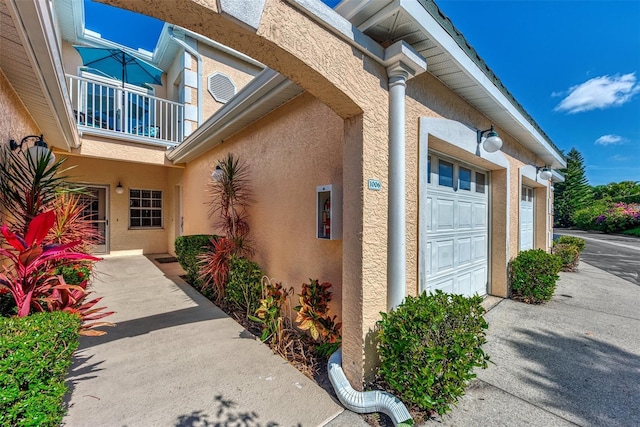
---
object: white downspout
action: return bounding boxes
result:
[169,29,203,126]
[384,42,426,310]
[387,63,409,311]
[328,348,413,426]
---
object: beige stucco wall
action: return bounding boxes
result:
[103,0,559,387]
[199,43,262,120]
[59,155,183,254]
[0,69,39,151]
[182,92,345,317]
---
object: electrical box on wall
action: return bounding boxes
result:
[317,184,342,240]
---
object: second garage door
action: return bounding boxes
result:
[423,153,489,297]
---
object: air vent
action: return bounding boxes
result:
[207,72,236,103]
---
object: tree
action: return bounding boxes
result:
[592,181,640,202]
[554,148,591,227]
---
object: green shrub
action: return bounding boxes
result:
[552,243,580,272]
[554,235,586,252]
[573,201,609,231]
[0,311,81,427]
[175,235,216,287]
[510,249,562,303]
[377,291,489,416]
[226,256,263,317]
[622,226,640,237]
[54,263,93,286]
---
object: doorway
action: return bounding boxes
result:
[80,186,109,254]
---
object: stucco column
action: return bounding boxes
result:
[387,64,410,311]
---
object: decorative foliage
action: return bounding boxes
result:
[47,191,102,253]
[510,249,563,303]
[595,202,640,233]
[207,153,253,255]
[0,311,80,427]
[175,234,216,287]
[225,255,263,318]
[552,243,580,272]
[198,236,237,302]
[249,277,293,343]
[294,279,341,343]
[554,235,586,252]
[377,291,490,416]
[0,211,112,334]
[0,146,70,234]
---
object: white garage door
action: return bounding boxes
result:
[520,186,534,251]
[423,154,489,297]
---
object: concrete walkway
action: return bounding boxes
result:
[436,261,640,426]
[63,255,344,427]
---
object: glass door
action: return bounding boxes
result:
[80,186,109,254]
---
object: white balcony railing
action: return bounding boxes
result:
[67,75,184,146]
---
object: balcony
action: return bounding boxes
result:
[67,75,184,147]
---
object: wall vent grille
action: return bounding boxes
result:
[207,72,236,103]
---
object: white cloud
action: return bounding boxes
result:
[610,154,629,162]
[554,73,640,113]
[595,134,625,145]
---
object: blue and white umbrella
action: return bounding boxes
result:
[73,46,163,88]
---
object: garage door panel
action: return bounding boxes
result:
[426,197,433,231]
[436,239,454,271]
[433,276,455,294]
[437,198,455,230]
[458,237,472,265]
[458,201,472,228]
[473,235,487,261]
[458,272,472,296]
[426,242,432,275]
[472,268,487,293]
[474,202,487,227]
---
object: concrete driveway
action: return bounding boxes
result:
[63,255,344,427]
[437,261,640,426]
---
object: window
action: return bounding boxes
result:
[438,160,453,187]
[459,167,471,191]
[130,189,162,228]
[476,172,486,194]
[427,156,431,183]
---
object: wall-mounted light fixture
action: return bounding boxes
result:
[476,125,503,153]
[212,165,224,182]
[115,182,124,194]
[536,166,553,181]
[9,134,55,164]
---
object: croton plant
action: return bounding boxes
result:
[0,210,113,335]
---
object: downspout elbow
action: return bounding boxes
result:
[328,348,413,426]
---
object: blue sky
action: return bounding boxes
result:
[84,0,639,186]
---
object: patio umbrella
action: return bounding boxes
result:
[73,46,163,88]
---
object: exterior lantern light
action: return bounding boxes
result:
[477,125,503,153]
[115,182,124,194]
[9,134,55,164]
[212,165,224,182]
[537,166,553,181]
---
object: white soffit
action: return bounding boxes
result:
[337,0,565,168]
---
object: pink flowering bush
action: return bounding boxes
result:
[595,203,640,233]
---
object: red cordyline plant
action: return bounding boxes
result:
[47,191,102,252]
[0,211,113,335]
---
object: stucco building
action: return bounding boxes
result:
[0,0,565,387]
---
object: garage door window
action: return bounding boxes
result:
[459,167,471,191]
[476,172,486,194]
[439,160,454,187]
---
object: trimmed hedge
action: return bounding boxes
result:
[552,243,580,272]
[377,291,489,416]
[554,235,586,252]
[510,249,562,303]
[175,235,217,287]
[0,311,81,427]
[226,256,263,317]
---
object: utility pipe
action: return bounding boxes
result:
[169,28,203,126]
[328,348,413,426]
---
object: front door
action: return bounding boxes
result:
[80,186,109,254]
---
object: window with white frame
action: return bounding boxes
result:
[129,189,162,228]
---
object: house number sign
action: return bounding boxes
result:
[368,179,382,191]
